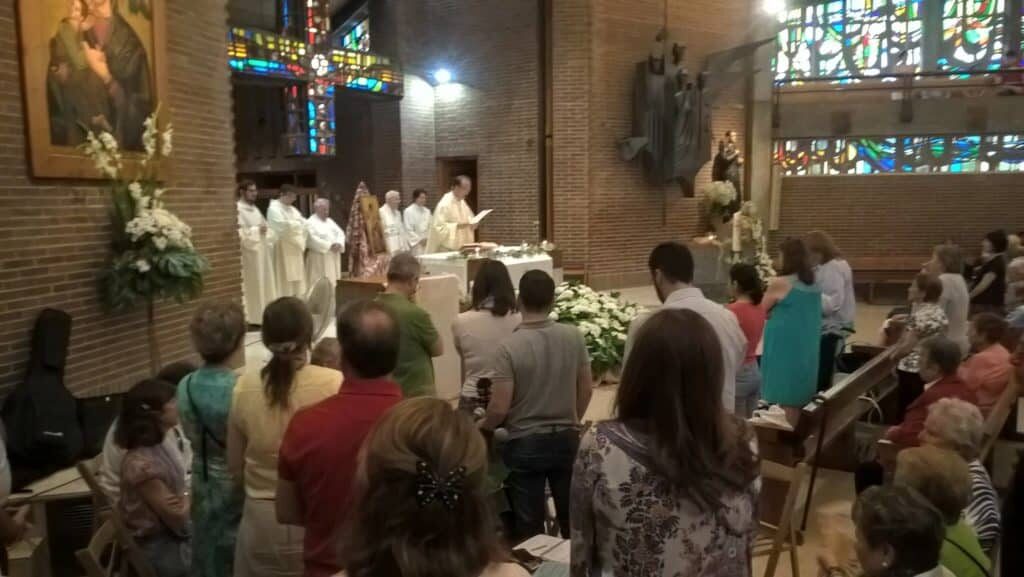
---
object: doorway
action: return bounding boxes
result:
[436,157,478,212]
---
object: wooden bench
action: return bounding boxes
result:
[878,373,1021,471]
[848,257,923,304]
[752,344,897,575]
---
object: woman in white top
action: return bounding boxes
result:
[452,260,521,412]
[925,244,970,356]
[403,189,432,256]
[806,231,856,391]
[336,398,528,577]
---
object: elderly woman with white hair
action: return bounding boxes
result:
[1007,257,1024,322]
[379,190,409,255]
[920,397,1001,553]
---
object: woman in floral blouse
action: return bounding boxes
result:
[570,309,760,577]
[891,273,949,418]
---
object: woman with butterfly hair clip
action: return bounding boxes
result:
[338,397,528,577]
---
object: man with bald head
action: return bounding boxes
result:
[277,300,403,577]
[426,175,477,253]
[378,190,408,255]
[305,197,345,288]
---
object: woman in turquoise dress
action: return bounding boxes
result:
[177,303,247,577]
[761,238,823,422]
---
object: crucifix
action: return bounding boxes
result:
[226,0,403,157]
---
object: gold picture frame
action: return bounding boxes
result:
[16,0,168,179]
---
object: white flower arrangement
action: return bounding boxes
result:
[80,109,208,315]
[703,180,737,218]
[726,201,776,287]
[550,282,643,378]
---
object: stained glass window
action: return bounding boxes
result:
[938,0,1005,71]
[774,0,923,81]
[776,134,1024,174]
[341,17,370,52]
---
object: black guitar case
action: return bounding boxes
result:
[2,308,84,489]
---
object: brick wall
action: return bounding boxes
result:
[0,1,240,397]
[551,0,751,288]
[389,0,543,245]
[771,173,1024,266]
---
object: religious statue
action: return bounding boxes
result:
[711,130,743,217]
[618,30,772,196]
[346,182,390,278]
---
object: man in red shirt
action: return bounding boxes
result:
[276,300,404,577]
[886,335,978,447]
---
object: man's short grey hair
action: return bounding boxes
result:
[932,244,963,275]
[919,335,962,376]
[924,398,983,460]
[314,197,330,209]
[385,190,401,202]
[387,252,421,283]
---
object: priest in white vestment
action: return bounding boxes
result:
[305,198,345,288]
[267,185,307,298]
[403,188,432,256]
[425,175,476,253]
[236,181,279,325]
[379,190,409,255]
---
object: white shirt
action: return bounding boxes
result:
[816,259,856,335]
[305,214,345,285]
[403,203,432,252]
[379,205,408,254]
[97,421,193,501]
[426,191,475,253]
[624,287,747,413]
[938,272,970,356]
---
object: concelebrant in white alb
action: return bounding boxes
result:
[267,184,308,298]
[379,190,409,255]
[426,175,476,253]
[236,180,278,326]
[403,188,432,256]
[305,198,345,289]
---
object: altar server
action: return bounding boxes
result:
[379,190,408,255]
[268,184,308,298]
[403,189,432,256]
[237,180,278,325]
[305,198,345,289]
[426,175,476,253]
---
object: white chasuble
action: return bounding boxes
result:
[425,191,475,254]
[237,200,279,325]
[379,205,409,255]
[267,199,307,297]
[305,215,345,288]
[403,204,432,256]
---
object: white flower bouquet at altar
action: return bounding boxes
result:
[550,282,643,380]
[81,110,208,371]
[702,180,738,219]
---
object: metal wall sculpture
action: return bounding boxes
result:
[619,31,772,195]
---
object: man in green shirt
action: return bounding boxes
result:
[375,252,443,397]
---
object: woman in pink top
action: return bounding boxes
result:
[961,313,1012,412]
[727,263,767,417]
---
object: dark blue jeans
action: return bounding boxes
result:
[502,429,579,542]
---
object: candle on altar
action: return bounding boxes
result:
[731,212,741,253]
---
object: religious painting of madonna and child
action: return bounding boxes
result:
[17,0,167,178]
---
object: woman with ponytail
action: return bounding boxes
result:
[727,263,766,417]
[227,297,341,577]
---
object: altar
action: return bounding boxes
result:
[417,249,560,296]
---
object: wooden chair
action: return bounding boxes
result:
[76,461,157,577]
[754,460,809,577]
[75,520,119,577]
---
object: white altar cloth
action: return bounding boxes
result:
[417,251,555,296]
